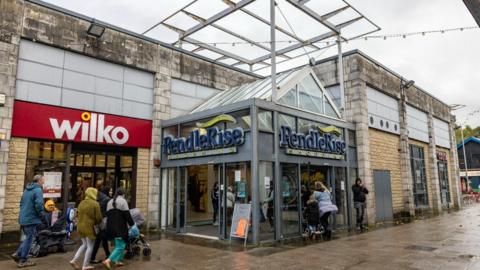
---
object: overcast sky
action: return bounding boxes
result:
[42,0,480,127]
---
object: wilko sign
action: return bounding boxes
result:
[12,101,152,148]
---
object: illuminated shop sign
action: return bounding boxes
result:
[163,114,245,160]
[11,101,152,148]
[280,125,346,160]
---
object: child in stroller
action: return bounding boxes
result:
[124,208,151,259]
[29,200,67,257]
[302,193,323,240]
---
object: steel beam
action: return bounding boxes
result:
[251,30,337,63]
[286,0,340,34]
[181,9,272,52]
[183,37,251,64]
[179,0,255,40]
[142,0,198,35]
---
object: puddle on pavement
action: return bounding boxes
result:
[405,245,437,252]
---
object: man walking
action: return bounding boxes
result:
[352,177,369,231]
[12,175,45,268]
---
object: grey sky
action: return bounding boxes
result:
[42,0,480,127]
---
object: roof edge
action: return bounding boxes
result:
[25,0,263,79]
[314,49,451,108]
[457,136,480,149]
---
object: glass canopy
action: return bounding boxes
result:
[191,66,341,119]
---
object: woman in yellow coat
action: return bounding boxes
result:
[70,187,102,270]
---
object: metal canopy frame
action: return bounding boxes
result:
[143,0,380,74]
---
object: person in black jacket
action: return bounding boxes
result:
[102,188,134,269]
[90,186,111,264]
[352,178,369,231]
[303,192,319,236]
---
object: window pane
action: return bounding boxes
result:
[279,114,296,132]
[53,143,66,160]
[278,87,297,107]
[75,154,83,166]
[281,163,300,236]
[298,75,324,114]
[96,154,106,167]
[27,141,41,158]
[226,109,251,130]
[107,155,116,168]
[258,110,273,131]
[120,156,132,168]
[83,154,93,167]
[259,161,274,238]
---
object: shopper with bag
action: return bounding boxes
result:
[70,187,102,270]
[103,188,135,269]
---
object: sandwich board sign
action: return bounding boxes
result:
[229,203,251,246]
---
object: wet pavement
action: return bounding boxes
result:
[2,206,480,269]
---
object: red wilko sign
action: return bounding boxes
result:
[12,101,152,148]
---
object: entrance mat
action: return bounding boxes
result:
[404,245,437,252]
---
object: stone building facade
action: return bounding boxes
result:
[313,52,460,224]
[0,0,460,234]
[0,0,257,233]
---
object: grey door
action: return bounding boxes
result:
[373,170,393,222]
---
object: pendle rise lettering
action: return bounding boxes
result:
[279,125,346,155]
[49,113,129,145]
[163,127,245,155]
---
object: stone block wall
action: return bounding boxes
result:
[3,137,27,232]
[0,0,258,232]
[369,129,403,213]
[136,148,150,216]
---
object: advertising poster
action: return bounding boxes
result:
[43,172,62,198]
[237,181,246,198]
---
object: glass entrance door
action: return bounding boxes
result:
[184,164,223,238]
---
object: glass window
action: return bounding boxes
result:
[107,155,116,168]
[279,114,296,132]
[224,162,251,238]
[163,125,178,138]
[437,159,451,203]
[348,130,356,147]
[226,109,251,130]
[259,162,274,239]
[281,163,300,236]
[258,109,273,132]
[25,140,67,204]
[75,154,83,166]
[297,118,326,134]
[95,154,106,167]
[298,76,324,114]
[83,154,93,167]
[410,145,428,207]
[278,87,297,107]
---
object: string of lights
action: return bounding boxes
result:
[178,26,479,47]
[52,25,479,48]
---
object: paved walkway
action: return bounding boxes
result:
[2,206,480,269]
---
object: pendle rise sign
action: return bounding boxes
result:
[163,114,245,160]
[12,101,152,148]
[280,125,346,159]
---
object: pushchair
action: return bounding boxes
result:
[125,208,151,259]
[302,202,324,240]
[29,212,67,257]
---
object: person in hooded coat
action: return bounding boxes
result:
[102,188,134,269]
[70,187,102,270]
[90,186,111,264]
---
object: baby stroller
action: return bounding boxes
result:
[302,200,324,240]
[29,212,67,257]
[125,208,151,259]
